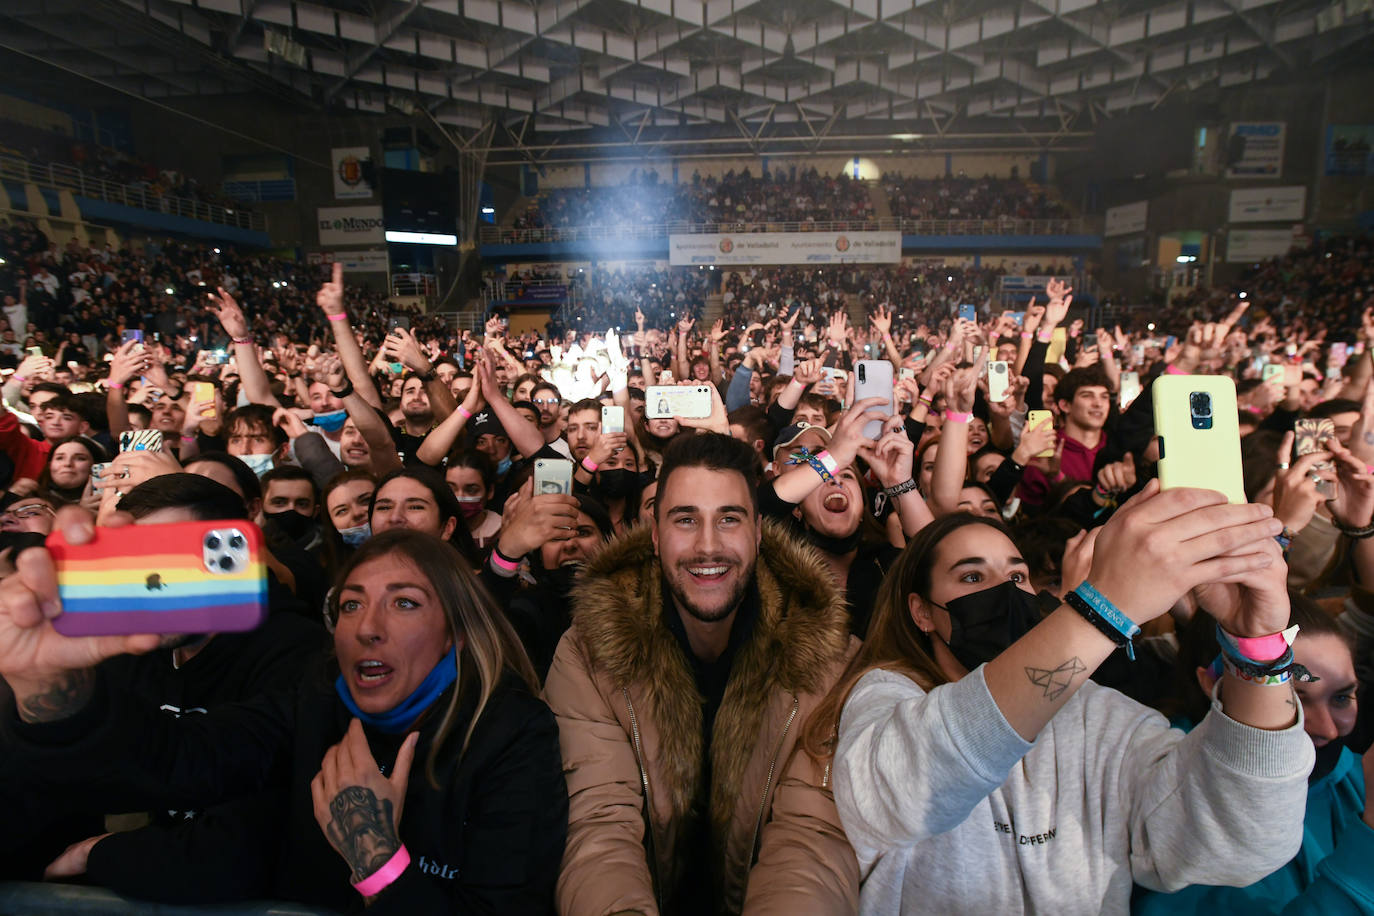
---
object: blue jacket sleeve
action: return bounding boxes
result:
[726,365,753,412]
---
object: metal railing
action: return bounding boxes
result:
[478,217,1090,244]
[222,179,297,204]
[433,310,485,332]
[0,154,267,232]
[391,272,438,299]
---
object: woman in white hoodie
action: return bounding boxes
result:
[808,482,1314,915]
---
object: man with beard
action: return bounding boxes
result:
[545,433,860,915]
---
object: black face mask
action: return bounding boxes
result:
[939,580,1044,671]
[803,525,862,556]
[265,509,314,543]
[541,564,581,597]
[1310,741,1345,784]
[597,469,636,499]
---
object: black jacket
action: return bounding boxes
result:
[7,663,568,914]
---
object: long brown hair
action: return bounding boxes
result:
[801,513,1010,761]
[328,529,539,787]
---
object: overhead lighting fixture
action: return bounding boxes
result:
[385,230,458,246]
[890,133,923,141]
[480,207,495,215]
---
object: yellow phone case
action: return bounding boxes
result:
[1152,374,1246,504]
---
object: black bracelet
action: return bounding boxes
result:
[492,544,522,566]
[1330,509,1374,539]
[883,478,917,498]
[419,368,438,383]
[1063,589,1133,651]
[330,380,354,399]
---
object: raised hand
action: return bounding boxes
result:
[107,340,150,387]
[206,287,249,341]
[382,327,432,374]
[316,262,345,317]
[869,305,893,337]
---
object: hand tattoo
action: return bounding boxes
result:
[16,669,94,724]
[326,786,401,884]
[1025,658,1087,701]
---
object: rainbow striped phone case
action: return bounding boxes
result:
[50,520,269,637]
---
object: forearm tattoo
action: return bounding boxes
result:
[1024,657,1087,701]
[326,786,401,884]
[16,669,94,724]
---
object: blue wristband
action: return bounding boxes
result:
[1070,582,1142,660]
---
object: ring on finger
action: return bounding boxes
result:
[1278,462,1290,469]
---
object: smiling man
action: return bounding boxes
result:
[1018,367,1114,507]
[545,432,861,915]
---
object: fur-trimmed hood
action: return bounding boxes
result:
[569,518,851,827]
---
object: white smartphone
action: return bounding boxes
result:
[601,405,624,433]
[645,385,712,419]
[1119,371,1141,409]
[987,360,1010,403]
[854,360,895,440]
[532,458,574,495]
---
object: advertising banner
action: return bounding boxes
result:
[331,146,373,199]
[1227,228,1296,263]
[1224,123,1285,179]
[318,206,385,245]
[1325,125,1374,177]
[1104,201,1148,237]
[669,231,901,266]
[1227,186,1307,223]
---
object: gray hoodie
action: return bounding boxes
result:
[834,666,1314,915]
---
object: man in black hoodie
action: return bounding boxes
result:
[5,474,326,901]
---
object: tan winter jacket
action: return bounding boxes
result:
[544,520,860,916]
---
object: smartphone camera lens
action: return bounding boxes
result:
[219,555,235,571]
[228,534,245,550]
[204,534,221,551]
[1189,392,1214,430]
[858,365,866,383]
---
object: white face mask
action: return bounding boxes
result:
[238,453,275,477]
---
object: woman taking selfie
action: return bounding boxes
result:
[0,525,567,913]
[806,483,1315,914]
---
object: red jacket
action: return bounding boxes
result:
[0,408,52,483]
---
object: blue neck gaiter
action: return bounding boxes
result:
[334,646,458,734]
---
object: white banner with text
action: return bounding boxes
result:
[669,231,901,266]
[317,206,385,245]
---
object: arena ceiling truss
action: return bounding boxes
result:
[2,0,1371,162]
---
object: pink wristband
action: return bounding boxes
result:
[1037,330,1053,343]
[1229,629,1293,663]
[326,312,347,322]
[490,551,520,573]
[456,406,472,421]
[581,457,598,473]
[107,380,122,389]
[1020,332,1033,340]
[12,375,25,383]
[352,844,410,897]
[945,410,972,423]
[1165,364,1187,375]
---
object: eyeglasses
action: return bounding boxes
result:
[532,397,560,406]
[5,504,54,520]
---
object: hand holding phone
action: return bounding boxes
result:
[50,519,268,636]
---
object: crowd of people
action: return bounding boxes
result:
[1,117,253,212]
[881,173,1074,222]
[507,166,876,235]
[0,219,1370,916]
[503,169,1074,238]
